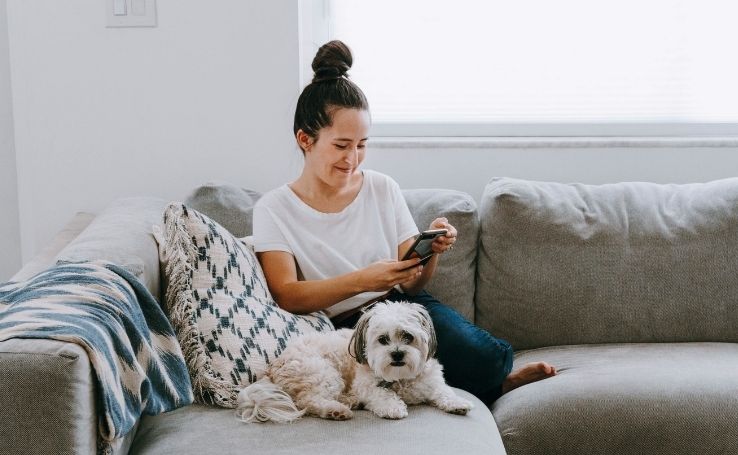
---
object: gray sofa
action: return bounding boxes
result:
[2,176,738,455]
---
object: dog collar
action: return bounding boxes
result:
[377,380,396,389]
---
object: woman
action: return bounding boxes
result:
[253,40,555,404]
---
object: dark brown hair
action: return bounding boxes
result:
[293,40,369,151]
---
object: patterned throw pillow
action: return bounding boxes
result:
[161,203,333,408]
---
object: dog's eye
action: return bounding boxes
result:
[401,332,414,344]
[378,335,390,345]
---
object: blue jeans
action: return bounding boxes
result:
[333,289,513,404]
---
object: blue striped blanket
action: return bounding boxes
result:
[0,261,193,452]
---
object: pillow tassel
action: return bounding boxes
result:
[163,203,240,407]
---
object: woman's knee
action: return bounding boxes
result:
[434,325,512,385]
[469,335,513,383]
[401,291,514,384]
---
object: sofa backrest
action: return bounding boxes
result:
[475,177,738,350]
[403,189,480,322]
[55,184,480,323]
[54,197,169,301]
[182,184,480,321]
[185,185,481,321]
[184,182,262,238]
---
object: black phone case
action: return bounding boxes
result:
[401,229,448,262]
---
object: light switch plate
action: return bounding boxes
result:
[106,0,157,28]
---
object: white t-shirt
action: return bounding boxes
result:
[253,170,419,318]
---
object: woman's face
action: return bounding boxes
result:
[300,108,370,188]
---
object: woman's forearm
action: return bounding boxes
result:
[271,271,367,314]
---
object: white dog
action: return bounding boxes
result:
[236,301,473,422]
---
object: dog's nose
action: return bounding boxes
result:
[391,350,405,362]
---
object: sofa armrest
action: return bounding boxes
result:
[3,214,99,454]
[3,212,145,454]
[11,212,96,283]
[0,338,97,455]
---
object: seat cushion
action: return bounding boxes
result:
[491,342,738,455]
[130,388,506,455]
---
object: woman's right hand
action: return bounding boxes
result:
[359,258,423,292]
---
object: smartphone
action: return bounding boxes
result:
[401,228,448,267]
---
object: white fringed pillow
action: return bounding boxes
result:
[161,203,333,408]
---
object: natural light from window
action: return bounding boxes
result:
[322,0,738,135]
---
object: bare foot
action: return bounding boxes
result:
[501,361,557,394]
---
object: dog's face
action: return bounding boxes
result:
[349,301,437,382]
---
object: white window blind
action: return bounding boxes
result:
[312,0,738,136]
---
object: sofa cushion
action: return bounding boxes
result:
[476,177,738,349]
[492,343,738,455]
[54,197,168,301]
[130,388,505,455]
[184,182,262,238]
[403,189,479,322]
[161,203,333,408]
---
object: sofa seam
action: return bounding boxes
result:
[0,351,80,360]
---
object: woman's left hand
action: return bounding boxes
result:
[429,217,458,254]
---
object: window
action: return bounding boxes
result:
[300,0,738,137]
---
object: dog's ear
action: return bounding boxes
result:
[411,303,437,360]
[348,310,372,364]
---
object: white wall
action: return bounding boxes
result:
[5,0,738,273]
[7,0,306,265]
[0,0,21,281]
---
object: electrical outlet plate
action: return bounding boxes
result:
[106,0,157,28]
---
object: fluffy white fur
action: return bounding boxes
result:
[236,301,473,423]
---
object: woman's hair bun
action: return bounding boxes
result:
[312,40,353,83]
[295,40,368,142]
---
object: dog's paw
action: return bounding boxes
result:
[372,403,408,420]
[319,403,353,421]
[326,408,353,420]
[436,396,474,415]
[339,393,361,409]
